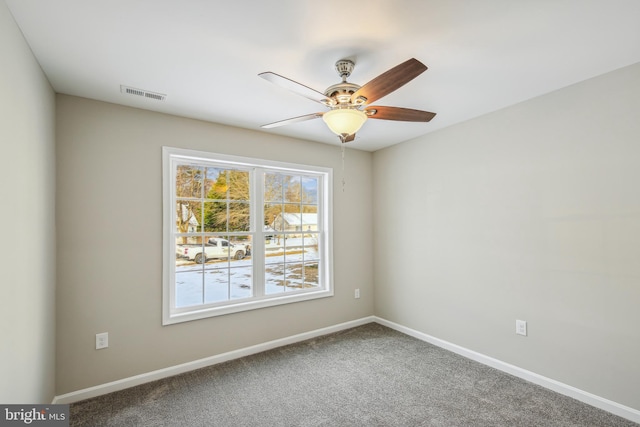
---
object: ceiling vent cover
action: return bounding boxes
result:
[120,85,166,101]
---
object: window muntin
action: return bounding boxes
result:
[163,147,332,324]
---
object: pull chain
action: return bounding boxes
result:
[341,144,346,192]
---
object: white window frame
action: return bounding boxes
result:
[162,147,334,325]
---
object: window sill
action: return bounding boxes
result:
[163,288,334,325]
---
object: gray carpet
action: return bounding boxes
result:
[70,323,637,426]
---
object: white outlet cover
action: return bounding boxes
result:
[516,320,527,336]
[96,332,109,349]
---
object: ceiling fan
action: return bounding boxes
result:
[259,58,436,143]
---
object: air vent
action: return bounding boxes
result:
[120,85,166,101]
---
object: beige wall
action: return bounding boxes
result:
[373,62,640,411]
[0,2,56,403]
[55,95,374,394]
[4,0,638,409]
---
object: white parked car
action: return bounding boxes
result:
[176,238,250,264]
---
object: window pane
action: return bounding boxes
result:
[264,203,281,230]
[303,262,319,288]
[265,234,286,263]
[203,201,227,232]
[284,175,301,203]
[286,262,304,290]
[284,236,304,263]
[265,262,285,294]
[230,266,252,299]
[206,167,228,199]
[264,172,283,202]
[266,233,314,294]
[176,165,203,198]
[176,201,201,233]
[227,170,250,200]
[175,236,204,267]
[303,234,319,262]
[175,270,204,308]
[229,202,250,232]
[283,209,301,234]
[301,176,318,204]
[269,206,285,232]
[301,211,318,234]
[204,269,229,303]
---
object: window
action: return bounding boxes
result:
[163,147,333,324]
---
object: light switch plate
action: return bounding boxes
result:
[516,320,527,336]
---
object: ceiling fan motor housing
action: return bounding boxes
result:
[324,59,362,106]
[324,82,361,105]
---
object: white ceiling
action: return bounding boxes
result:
[6,0,640,152]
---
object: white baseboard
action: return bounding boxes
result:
[374,316,640,424]
[53,314,640,424]
[52,316,375,404]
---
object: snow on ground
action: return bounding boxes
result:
[175,240,319,308]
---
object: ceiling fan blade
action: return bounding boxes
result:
[365,106,436,122]
[261,113,323,129]
[351,58,427,106]
[259,72,331,105]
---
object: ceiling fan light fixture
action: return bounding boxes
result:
[322,108,367,136]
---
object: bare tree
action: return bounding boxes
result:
[175,165,203,243]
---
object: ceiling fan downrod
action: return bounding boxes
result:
[334,59,355,82]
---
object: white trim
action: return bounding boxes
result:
[373,316,640,424]
[52,316,374,404]
[162,146,332,175]
[164,289,334,325]
[52,315,640,424]
[162,146,334,325]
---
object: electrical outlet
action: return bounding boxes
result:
[515,320,527,336]
[96,332,109,349]
[355,289,360,299]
